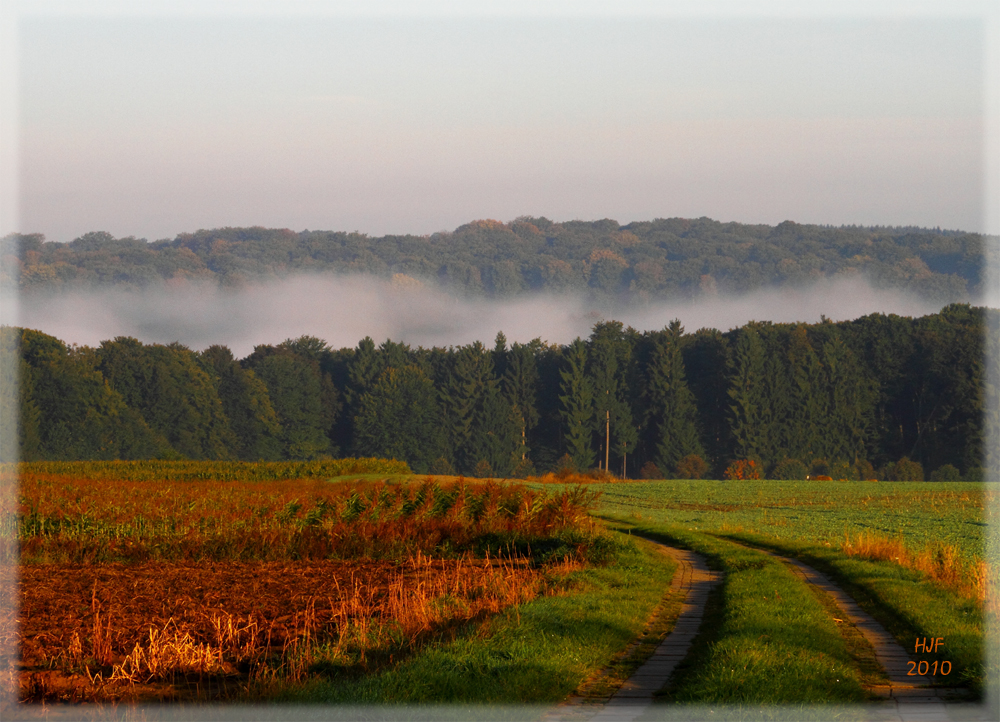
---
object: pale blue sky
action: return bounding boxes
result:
[3,1,998,241]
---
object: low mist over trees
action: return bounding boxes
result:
[2,217,992,304]
[3,304,995,481]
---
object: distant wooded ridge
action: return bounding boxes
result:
[2,217,992,303]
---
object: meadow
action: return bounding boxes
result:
[574,477,993,698]
[586,479,987,563]
[531,477,990,602]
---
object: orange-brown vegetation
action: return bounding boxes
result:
[526,468,623,485]
[639,461,661,480]
[723,459,761,481]
[841,531,988,605]
[8,469,603,702]
[17,553,568,702]
[13,473,598,563]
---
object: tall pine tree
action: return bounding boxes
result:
[502,340,541,464]
[353,364,446,472]
[727,323,768,463]
[646,320,704,475]
[559,338,595,470]
[588,321,638,472]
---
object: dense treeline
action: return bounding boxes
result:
[2,304,994,480]
[2,217,993,303]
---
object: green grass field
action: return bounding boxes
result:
[574,478,993,700]
[582,479,987,563]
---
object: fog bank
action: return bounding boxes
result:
[1,275,957,357]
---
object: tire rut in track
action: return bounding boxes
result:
[543,540,721,722]
[730,541,977,706]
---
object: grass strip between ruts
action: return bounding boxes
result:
[615,521,870,705]
[272,533,677,704]
[714,530,986,695]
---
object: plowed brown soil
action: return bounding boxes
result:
[16,556,547,703]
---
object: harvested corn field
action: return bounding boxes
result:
[17,554,563,702]
[6,463,606,703]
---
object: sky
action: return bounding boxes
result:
[1,0,998,243]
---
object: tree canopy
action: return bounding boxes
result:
[3,303,994,481]
[3,217,991,305]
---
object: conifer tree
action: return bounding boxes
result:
[588,321,638,471]
[647,320,704,474]
[821,336,875,464]
[378,339,413,371]
[493,331,508,379]
[439,341,517,474]
[353,364,446,472]
[502,341,541,462]
[98,338,237,459]
[683,328,729,465]
[246,348,330,460]
[559,338,595,470]
[727,323,768,462]
[467,382,522,477]
[200,345,283,460]
[786,325,825,461]
[347,337,381,407]
[761,351,791,468]
[278,336,341,454]
[17,329,165,460]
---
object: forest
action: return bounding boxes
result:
[2,304,995,481]
[1,217,993,304]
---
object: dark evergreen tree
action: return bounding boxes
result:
[14,329,165,460]
[683,328,730,469]
[985,308,1000,479]
[559,338,595,470]
[588,321,638,472]
[727,323,769,462]
[907,304,986,473]
[347,337,381,406]
[783,325,826,462]
[278,336,341,454]
[820,335,876,464]
[437,341,522,475]
[467,382,522,477]
[492,331,509,379]
[245,348,330,459]
[6,301,989,473]
[378,339,413,371]
[844,313,916,467]
[353,364,446,472]
[1,327,38,461]
[440,342,490,473]
[646,320,704,475]
[200,345,282,460]
[502,340,541,464]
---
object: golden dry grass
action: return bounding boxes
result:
[840,530,989,605]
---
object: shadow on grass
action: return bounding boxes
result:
[711,530,985,696]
